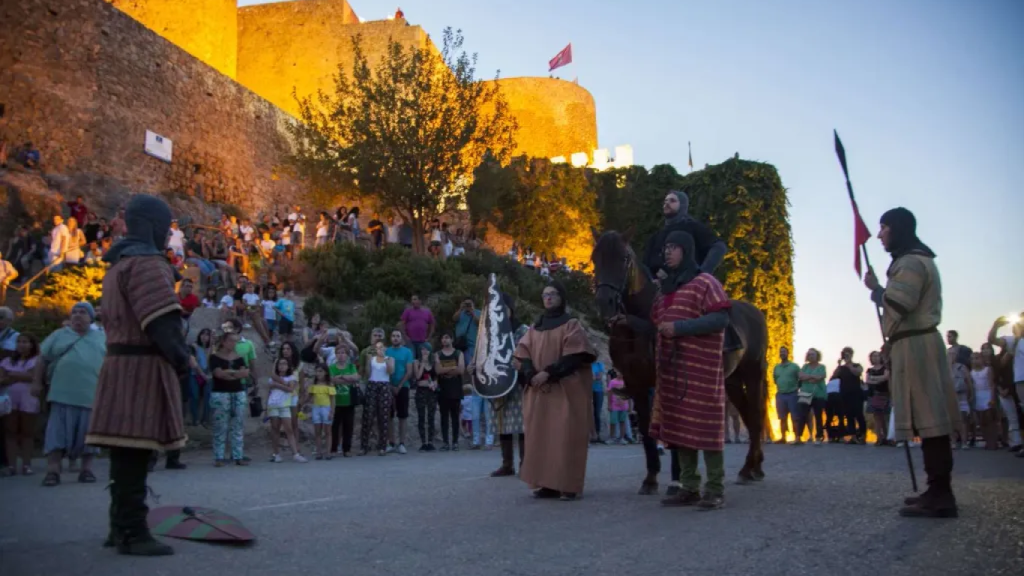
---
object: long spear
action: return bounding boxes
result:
[833,129,918,493]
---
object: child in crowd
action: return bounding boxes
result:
[606,370,633,444]
[460,395,474,440]
[950,347,974,449]
[218,292,235,323]
[306,364,336,460]
[267,358,306,463]
[262,284,279,345]
[274,288,297,343]
[202,286,218,308]
[969,352,998,450]
[259,231,276,265]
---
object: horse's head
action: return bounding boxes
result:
[590,228,639,322]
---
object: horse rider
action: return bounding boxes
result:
[641,189,740,352]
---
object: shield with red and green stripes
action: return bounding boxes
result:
[147,506,255,543]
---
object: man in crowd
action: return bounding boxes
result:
[400,294,434,358]
[0,250,17,304]
[452,297,480,361]
[773,346,801,444]
[178,279,200,323]
[386,329,414,454]
[48,215,70,270]
[67,195,88,225]
[864,207,959,518]
[86,194,190,555]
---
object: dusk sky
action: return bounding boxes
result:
[241,0,1024,365]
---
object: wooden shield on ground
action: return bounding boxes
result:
[148,506,255,544]
[472,274,518,398]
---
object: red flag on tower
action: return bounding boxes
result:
[549,44,573,72]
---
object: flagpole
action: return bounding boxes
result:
[834,129,918,493]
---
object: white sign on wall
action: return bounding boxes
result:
[144,130,173,163]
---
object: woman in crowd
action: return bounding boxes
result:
[969,351,999,450]
[361,340,395,456]
[1,334,41,476]
[329,346,360,457]
[833,347,866,444]
[37,302,106,486]
[209,329,250,466]
[64,217,87,266]
[949,345,973,449]
[865,350,892,446]
[413,342,438,452]
[798,348,827,444]
[437,333,466,453]
[188,328,213,427]
[982,342,1021,453]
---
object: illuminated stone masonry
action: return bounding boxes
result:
[2,0,611,215]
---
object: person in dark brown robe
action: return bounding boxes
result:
[86,194,190,556]
[514,280,596,501]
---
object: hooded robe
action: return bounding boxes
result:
[87,195,191,451]
[871,207,959,441]
[515,280,596,494]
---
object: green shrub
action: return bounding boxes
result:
[302,294,346,326]
[15,307,68,341]
[22,265,106,313]
[300,242,603,340]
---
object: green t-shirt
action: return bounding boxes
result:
[235,339,257,387]
[800,363,827,399]
[41,327,107,408]
[329,361,359,407]
[773,361,801,394]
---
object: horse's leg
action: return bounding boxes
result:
[749,371,767,481]
[726,376,757,485]
[634,390,660,495]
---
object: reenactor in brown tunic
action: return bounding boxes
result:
[86,195,191,555]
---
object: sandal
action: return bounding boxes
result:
[42,472,61,487]
[234,459,250,466]
[78,470,97,483]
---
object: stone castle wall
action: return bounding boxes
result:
[483,77,598,162]
[105,0,238,78]
[0,0,303,212]
[237,2,428,119]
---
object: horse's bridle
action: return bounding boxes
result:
[595,248,638,315]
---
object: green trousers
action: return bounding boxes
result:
[676,448,725,496]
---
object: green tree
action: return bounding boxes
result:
[287,28,518,253]
[467,155,600,265]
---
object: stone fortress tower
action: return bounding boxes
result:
[104,0,599,163]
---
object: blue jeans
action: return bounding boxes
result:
[469,395,493,446]
[592,390,604,436]
[775,392,800,438]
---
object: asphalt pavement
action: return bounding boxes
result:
[1,441,1022,576]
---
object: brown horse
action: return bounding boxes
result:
[591,230,767,493]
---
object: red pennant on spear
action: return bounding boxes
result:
[834,129,918,493]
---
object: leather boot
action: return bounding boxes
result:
[165,450,187,470]
[900,436,957,518]
[102,454,121,548]
[490,434,515,477]
[114,448,174,556]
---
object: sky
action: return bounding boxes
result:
[239,0,1024,366]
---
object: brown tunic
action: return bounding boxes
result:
[515,319,595,494]
[86,256,187,451]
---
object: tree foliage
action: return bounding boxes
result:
[467,155,600,270]
[287,28,518,252]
